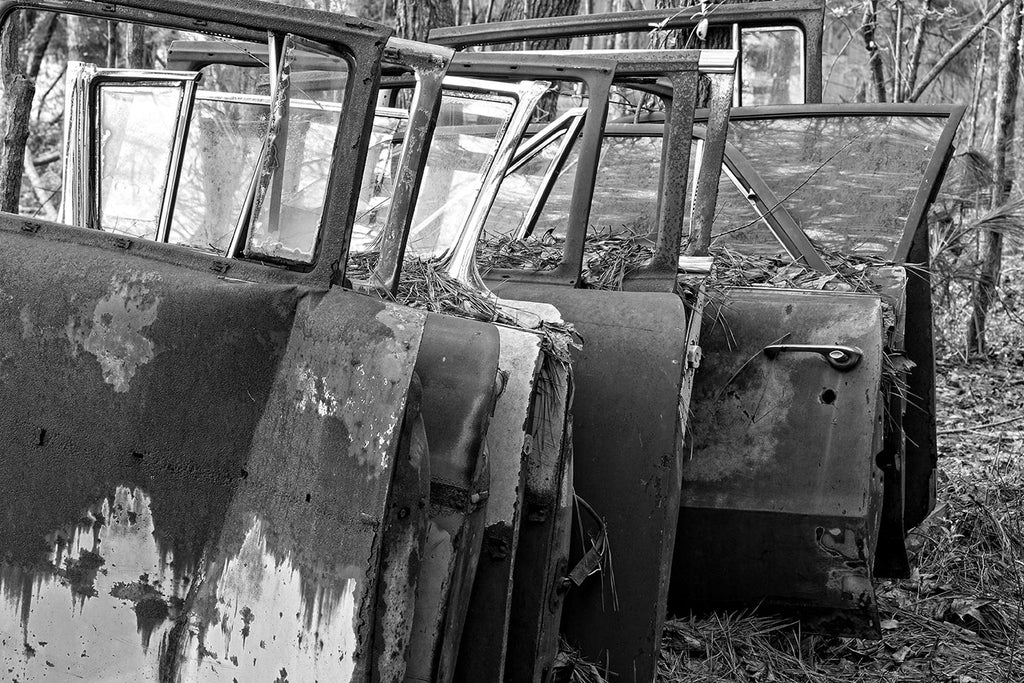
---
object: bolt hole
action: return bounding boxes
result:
[819,389,837,405]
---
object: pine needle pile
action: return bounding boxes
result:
[478,227,657,291]
[347,252,581,364]
[477,230,901,296]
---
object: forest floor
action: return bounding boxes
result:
[649,252,1024,682]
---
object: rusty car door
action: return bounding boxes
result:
[0,3,507,682]
[667,105,964,632]
[410,49,735,682]
[367,68,580,682]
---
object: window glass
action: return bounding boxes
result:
[350,112,407,252]
[740,26,803,105]
[169,95,267,252]
[97,85,183,239]
[405,93,515,259]
[710,168,790,257]
[246,45,349,263]
[477,129,567,272]
[725,115,946,258]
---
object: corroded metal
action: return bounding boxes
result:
[506,305,575,683]
[430,0,825,103]
[671,288,886,635]
[453,325,546,683]
[0,219,427,680]
[406,315,500,683]
[449,48,730,681]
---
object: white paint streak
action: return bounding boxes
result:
[296,366,339,416]
[177,516,359,683]
[0,486,185,681]
[66,270,160,392]
[487,327,545,525]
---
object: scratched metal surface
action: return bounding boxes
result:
[671,287,885,634]
[0,226,426,681]
[453,325,545,683]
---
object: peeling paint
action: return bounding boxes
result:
[66,270,161,392]
[0,486,188,680]
[296,366,339,416]
[175,515,359,682]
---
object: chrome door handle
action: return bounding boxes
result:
[762,344,863,371]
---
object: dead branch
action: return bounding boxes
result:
[907,0,1014,103]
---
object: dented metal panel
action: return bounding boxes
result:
[454,325,546,683]
[406,315,500,683]
[671,287,885,634]
[0,222,426,681]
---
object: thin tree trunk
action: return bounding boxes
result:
[105,21,120,68]
[967,0,1022,355]
[861,0,887,102]
[903,0,932,99]
[124,23,147,69]
[893,0,904,101]
[0,12,57,213]
[967,29,989,149]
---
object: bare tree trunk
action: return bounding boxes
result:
[395,0,455,41]
[105,21,120,68]
[893,0,904,101]
[861,0,887,102]
[125,23,148,69]
[967,0,1022,355]
[0,12,57,213]
[967,29,989,149]
[903,0,932,98]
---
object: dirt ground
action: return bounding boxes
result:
[652,253,1024,682]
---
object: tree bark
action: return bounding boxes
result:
[966,28,988,149]
[395,0,455,41]
[967,0,1022,355]
[902,0,932,100]
[124,23,148,69]
[860,0,887,102]
[0,12,57,213]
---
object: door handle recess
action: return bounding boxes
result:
[762,344,863,371]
